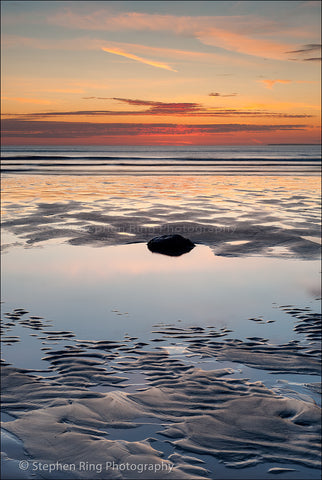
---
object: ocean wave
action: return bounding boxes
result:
[1,155,321,162]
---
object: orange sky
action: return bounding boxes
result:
[1,1,321,145]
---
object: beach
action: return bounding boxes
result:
[1,147,321,480]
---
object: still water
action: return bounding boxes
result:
[2,241,320,370]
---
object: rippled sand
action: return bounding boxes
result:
[1,175,321,258]
[1,173,321,479]
[1,302,321,479]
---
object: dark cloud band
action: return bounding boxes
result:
[1,119,308,139]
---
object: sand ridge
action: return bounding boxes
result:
[1,305,321,478]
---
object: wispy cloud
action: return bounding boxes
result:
[82,97,110,100]
[47,10,304,39]
[208,92,238,97]
[196,29,293,60]
[101,47,177,72]
[287,43,321,54]
[4,97,314,119]
[302,57,321,62]
[287,43,321,62]
[2,34,231,67]
[4,24,316,65]
[259,78,320,89]
[46,10,315,60]
[260,79,292,89]
[110,97,200,114]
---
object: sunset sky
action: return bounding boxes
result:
[1,0,321,145]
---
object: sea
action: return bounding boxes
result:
[1,144,321,175]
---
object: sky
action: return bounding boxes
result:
[1,0,321,145]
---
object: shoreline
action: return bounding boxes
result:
[1,174,321,259]
[1,170,321,480]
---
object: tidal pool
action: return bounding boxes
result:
[2,241,320,347]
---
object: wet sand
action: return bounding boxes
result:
[1,173,321,479]
[1,301,321,479]
[1,175,321,259]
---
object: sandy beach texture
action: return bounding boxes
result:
[2,305,321,478]
[1,175,321,258]
[1,306,321,478]
[1,173,321,479]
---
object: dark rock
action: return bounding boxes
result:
[147,234,195,256]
